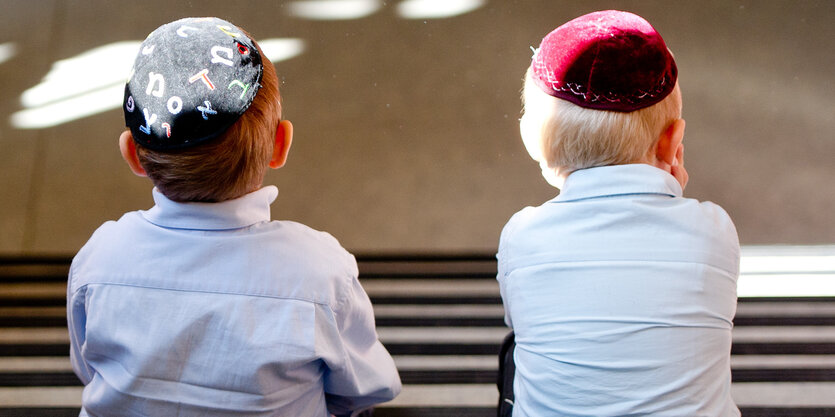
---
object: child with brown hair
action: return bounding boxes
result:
[497,10,740,416]
[68,17,400,417]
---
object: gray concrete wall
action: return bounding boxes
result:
[1,0,833,255]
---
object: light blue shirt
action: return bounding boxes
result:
[498,164,740,417]
[68,186,401,417]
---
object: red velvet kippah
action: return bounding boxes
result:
[531,10,677,112]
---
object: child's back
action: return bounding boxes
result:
[499,165,739,416]
[498,11,739,416]
[70,196,398,416]
[68,17,400,416]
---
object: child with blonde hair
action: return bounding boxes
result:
[68,17,400,417]
[497,10,739,416]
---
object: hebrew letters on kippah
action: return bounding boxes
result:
[124,17,264,151]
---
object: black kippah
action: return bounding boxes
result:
[124,17,263,151]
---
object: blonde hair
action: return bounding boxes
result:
[521,68,681,176]
[136,40,281,203]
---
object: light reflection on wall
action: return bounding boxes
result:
[288,0,381,20]
[11,41,140,130]
[0,42,16,65]
[10,39,305,130]
[9,0,491,130]
[396,0,486,19]
[287,0,488,20]
[258,38,306,63]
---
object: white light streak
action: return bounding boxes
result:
[257,38,306,63]
[741,255,835,274]
[288,0,381,20]
[11,83,125,129]
[11,41,140,129]
[0,42,17,65]
[737,245,835,298]
[20,41,139,108]
[10,37,306,130]
[396,0,486,19]
[738,274,835,298]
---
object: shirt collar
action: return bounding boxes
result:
[141,186,278,230]
[555,164,682,202]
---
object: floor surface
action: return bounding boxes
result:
[0,1,833,255]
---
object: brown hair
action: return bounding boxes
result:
[135,40,281,202]
[521,68,682,177]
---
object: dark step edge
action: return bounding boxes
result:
[1,408,834,417]
[5,342,835,357]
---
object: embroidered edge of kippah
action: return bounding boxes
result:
[530,47,677,112]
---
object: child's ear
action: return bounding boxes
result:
[654,118,686,167]
[269,120,293,169]
[119,130,147,177]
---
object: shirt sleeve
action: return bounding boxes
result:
[497,210,526,329]
[67,261,94,385]
[321,260,402,417]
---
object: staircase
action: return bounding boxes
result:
[2,248,835,416]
